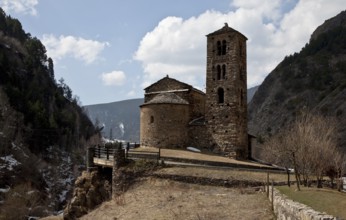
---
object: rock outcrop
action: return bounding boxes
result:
[63,170,111,220]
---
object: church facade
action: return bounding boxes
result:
[140,24,248,159]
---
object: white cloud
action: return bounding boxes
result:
[134,0,346,89]
[0,0,38,16]
[127,90,136,97]
[101,71,126,86]
[42,34,109,64]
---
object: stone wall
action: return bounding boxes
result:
[188,89,205,119]
[140,103,190,148]
[188,124,210,149]
[268,186,336,220]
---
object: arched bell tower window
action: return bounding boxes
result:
[217,65,221,80]
[222,64,226,79]
[222,40,227,55]
[217,41,222,56]
[218,88,224,104]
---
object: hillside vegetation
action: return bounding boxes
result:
[0,8,99,219]
[248,10,346,151]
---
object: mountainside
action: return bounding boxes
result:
[247,86,259,103]
[84,98,143,142]
[0,8,98,218]
[248,10,346,150]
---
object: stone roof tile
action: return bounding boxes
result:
[144,93,189,105]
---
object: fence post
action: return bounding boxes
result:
[271,180,274,210]
[126,142,130,158]
[158,148,161,164]
[106,147,109,160]
[86,146,95,172]
[266,172,269,197]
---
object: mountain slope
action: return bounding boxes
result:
[247,86,259,103]
[84,98,143,142]
[248,10,346,150]
[0,8,98,218]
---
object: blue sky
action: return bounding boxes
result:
[1,0,345,105]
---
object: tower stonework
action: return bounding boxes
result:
[205,23,248,158]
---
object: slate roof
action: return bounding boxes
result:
[143,93,189,105]
[144,75,191,91]
[207,23,247,40]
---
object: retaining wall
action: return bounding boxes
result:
[268,186,337,220]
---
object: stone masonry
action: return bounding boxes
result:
[268,186,337,220]
[205,23,248,158]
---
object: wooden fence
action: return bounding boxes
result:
[93,146,161,165]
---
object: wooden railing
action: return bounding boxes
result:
[92,146,161,166]
[89,146,285,172]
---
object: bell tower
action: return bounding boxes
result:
[205,23,248,159]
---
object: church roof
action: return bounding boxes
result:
[143,92,189,105]
[207,23,247,40]
[144,75,192,91]
[144,75,205,95]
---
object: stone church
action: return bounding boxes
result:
[140,23,248,159]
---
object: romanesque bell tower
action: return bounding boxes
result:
[205,23,248,159]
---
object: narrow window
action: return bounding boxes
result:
[217,65,221,80]
[218,88,224,104]
[217,41,222,56]
[150,116,154,124]
[222,64,226,79]
[222,40,227,55]
[212,66,215,80]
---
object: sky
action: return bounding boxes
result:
[1,0,345,105]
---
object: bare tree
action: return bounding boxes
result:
[261,112,343,190]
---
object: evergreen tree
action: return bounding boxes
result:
[47,57,54,80]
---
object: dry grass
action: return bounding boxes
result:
[81,178,274,220]
[134,147,273,168]
[154,166,288,183]
[277,186,346,219]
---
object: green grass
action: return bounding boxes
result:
[276,186,346,219]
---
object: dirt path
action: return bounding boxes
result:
[81,177,274,220]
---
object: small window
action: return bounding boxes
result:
[217,65,221,80]
[217,41,222,56]
[150,116,154,124]
[218,88,224,104]
[222,64,226,79]
[222,40,227,55]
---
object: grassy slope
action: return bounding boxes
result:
[277,186,346,219]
